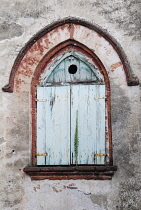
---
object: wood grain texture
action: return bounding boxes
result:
[71,85,105,165]
[37,84,105,165]
[37,86,70,165]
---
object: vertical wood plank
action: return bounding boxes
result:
[71,85,95,164]
[37,83,106,165]
[71,85,106,165]
[37,86,71,165]
[95,85,106,164]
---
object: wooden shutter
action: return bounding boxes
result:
[37,84,106,165]
[37,86,70,165]
[71,85,106,165]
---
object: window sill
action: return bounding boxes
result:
[23,165,117,180]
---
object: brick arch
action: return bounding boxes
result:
[2,17,139,93]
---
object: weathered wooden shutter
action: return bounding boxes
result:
[71,85,106,165]
[37,84,105,165]
[37,52,106,165]
[37,86,70,165]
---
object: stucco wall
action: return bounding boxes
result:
[0,1,141,210]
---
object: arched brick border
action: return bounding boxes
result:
[2,17,139,93]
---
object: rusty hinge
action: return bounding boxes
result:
[36,99,48,102]
[36,153,48,156]
[94,154,107,157]
[94,97,107,100]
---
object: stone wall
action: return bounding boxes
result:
[0,1,141,210]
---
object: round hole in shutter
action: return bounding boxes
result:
[68,64,77,74]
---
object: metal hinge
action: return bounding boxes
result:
[94,97,107,100]
[36,153,48,156]
[94,153,107,157]
[36,99,48,102]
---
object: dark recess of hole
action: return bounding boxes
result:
[68,64,77,74]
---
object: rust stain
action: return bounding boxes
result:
[85,33,90,38]
[52,186,62,193]
[110,62,122,70]
[33,184,40,192]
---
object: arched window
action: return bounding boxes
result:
[36,49,106,166]
[28,42,117,179]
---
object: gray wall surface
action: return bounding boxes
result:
[0,1,141,210]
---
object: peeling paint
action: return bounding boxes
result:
[33,184,40,192]
[52,186,62,193]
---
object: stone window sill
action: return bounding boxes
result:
[23,165,117,180]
